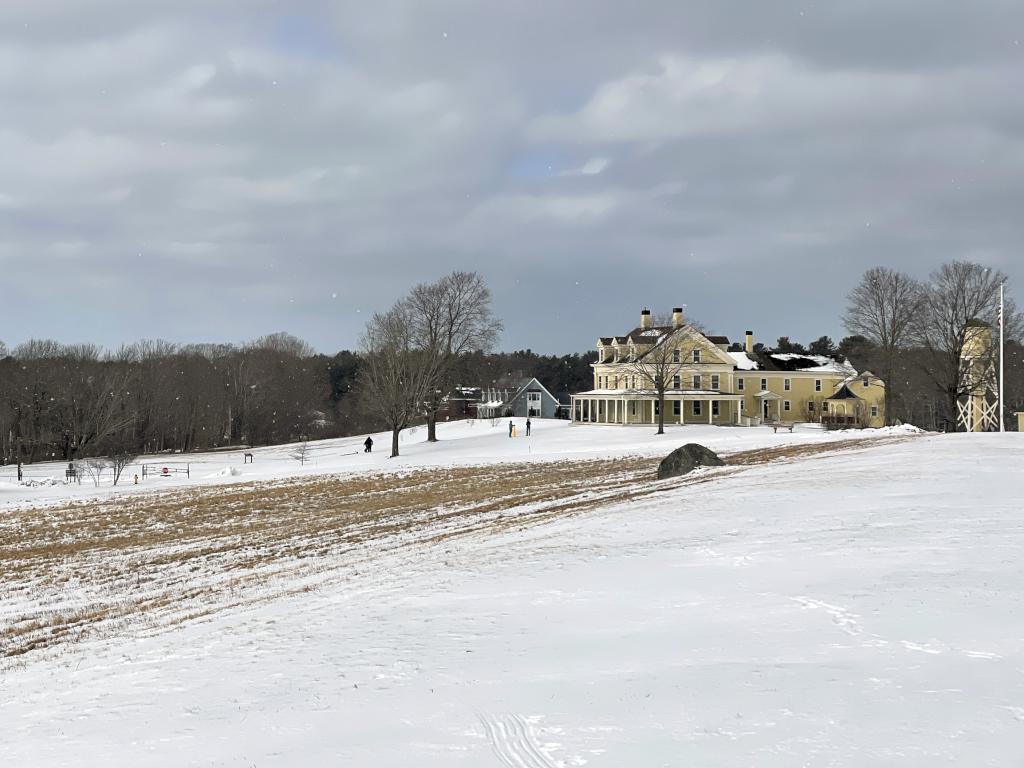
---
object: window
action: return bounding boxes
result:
[822,402,829,414]
[737,378,745,391]
[672,374,681,390]
[692,374,702,389]
[628,345,636,362]
[711,374,720,390]
[598,348,604,362]
[692,349,701,363]
[672,349,680,363]
[760,378,767,391]
[654,400,661,416]
[711,400,720,416]
[631,401,636,415]
[808,401,816,412]
[673,401,681,416]
[784,378,791,391]
[862,376,870,388]
[784,400,791,412]
[815,379,822,392]
[871,405,879,417]
[692,401,702,416]
[740,400,745,413]
[613,376,619,389]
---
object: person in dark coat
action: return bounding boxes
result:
[526,418,532,436]
[508,420,514,437]
[364,436,373,453]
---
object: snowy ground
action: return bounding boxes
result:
[0,418,911,511]
[3,422,1023,766]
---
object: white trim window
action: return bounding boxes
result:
[740,400,745,413]
[692,400,702,416]
[862,376,870,388]
[692,349,701,363]
[692,374,702,389]
[673,401,681,416]
[784,378,791,391]
[815,379,822,392]
[808,401,816,412]
[672,374,681,390]
[598,348,605,362]
[784,400,791,412]
[760,378,768,391]
[871,405,879,417]
[737,378,745,391]
[711,400,720,417]
[672,349,681,363]
[711,374,720,390]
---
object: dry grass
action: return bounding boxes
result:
[0,434,915,662]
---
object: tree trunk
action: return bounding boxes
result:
[427,413,438,442]
[391,427,401,458]
[657,392,665,435]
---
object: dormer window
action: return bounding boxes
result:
[628,345,636,362]
[598,348,604,363]
[692,349,701,363]
[672,350,680,363]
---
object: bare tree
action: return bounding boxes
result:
[359,302,440,457]
[406,271,501,442]
[912,261,1023,426]
[843,267,923,425]
[623,317,705,435]
[290,436,310,465]
[80,458,111,487]
[111,453,138,486]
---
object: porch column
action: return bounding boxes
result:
[708,400,713,425]
[681,398,685,425]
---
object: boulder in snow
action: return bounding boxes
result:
[657,443,725,480]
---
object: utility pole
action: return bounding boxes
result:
[999,281,1005,432]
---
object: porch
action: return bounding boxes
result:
[570,390,745,426]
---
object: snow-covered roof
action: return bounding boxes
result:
[728,351,759,370]
[770,353,855,375]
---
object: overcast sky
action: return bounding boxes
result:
[2,1,1022,354]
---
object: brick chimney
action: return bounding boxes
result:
[745,330,754,354]
[671,307,684,328]
[640,308,652,330]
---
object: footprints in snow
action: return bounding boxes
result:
[791,596,1002,659]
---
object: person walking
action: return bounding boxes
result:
[508,420,514,438]
[526,418,532,436]
[364,436,373,453]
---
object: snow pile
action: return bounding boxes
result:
[204,466,243,479]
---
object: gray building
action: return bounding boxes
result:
[476,377,560,419]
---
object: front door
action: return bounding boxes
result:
[762,399,770,419]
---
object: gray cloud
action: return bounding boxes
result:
[1,1,1022,353]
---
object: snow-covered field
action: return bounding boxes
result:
[0,418,910,511]
[3,420,1023,766]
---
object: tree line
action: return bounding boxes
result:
[0,272,597,465]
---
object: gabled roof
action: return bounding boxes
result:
[825,383,863,401]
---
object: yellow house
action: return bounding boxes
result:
[570,308,886,428]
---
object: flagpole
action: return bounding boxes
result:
[999,281,1005,433]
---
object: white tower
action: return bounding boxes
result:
[957,319,1000,432]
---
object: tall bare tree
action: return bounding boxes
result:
[359,302,441,457]
[406,271,501,442]
[623,317,705,435]
[912,261,1022,426]
[843,267,923,425]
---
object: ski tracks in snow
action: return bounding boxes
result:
[478,713,558,768]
